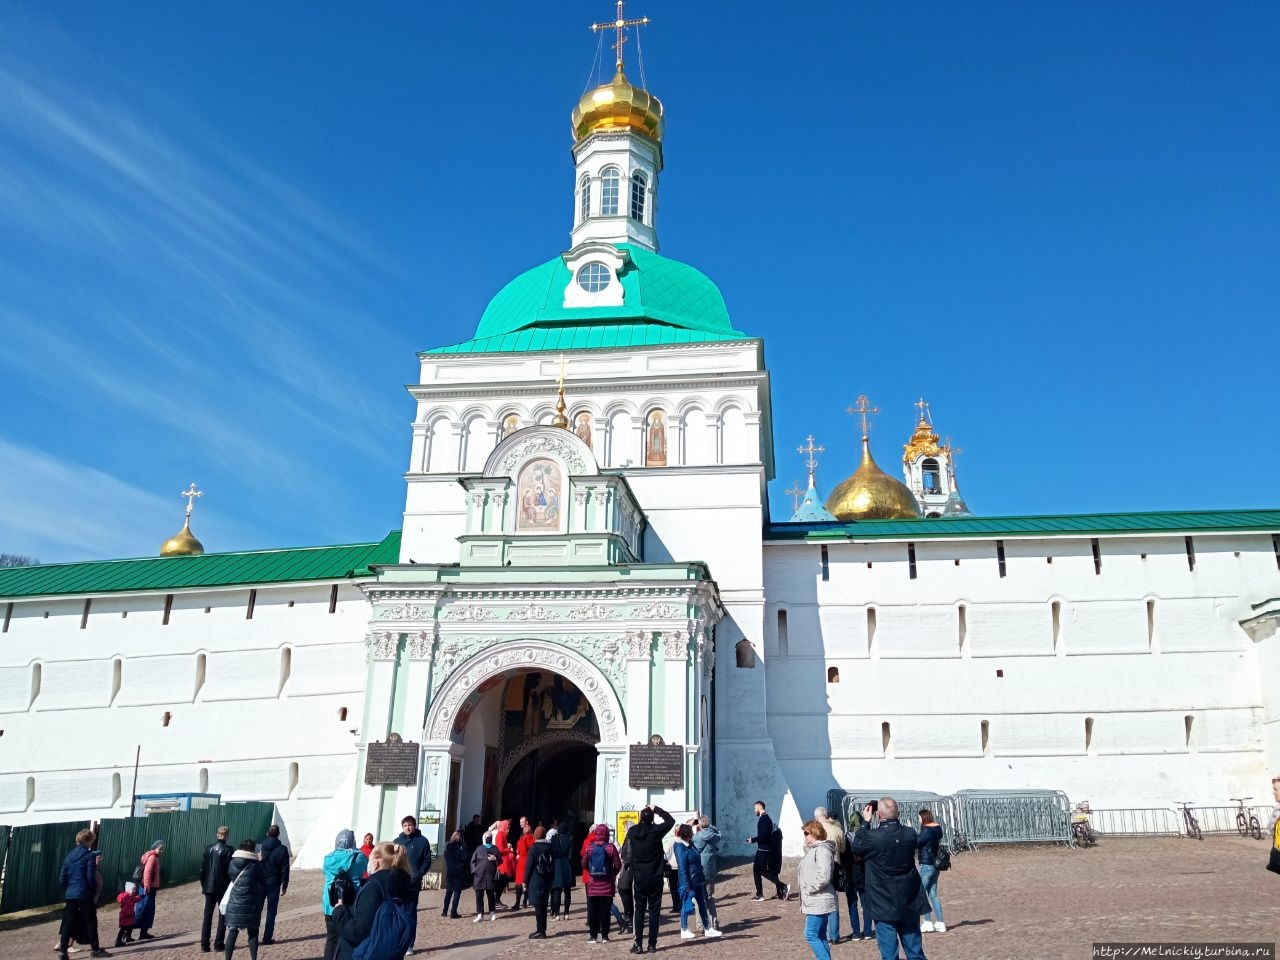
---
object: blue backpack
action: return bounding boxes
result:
[588,841,613,879]
[352,894,414,960]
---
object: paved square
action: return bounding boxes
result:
[4,837,1276,960]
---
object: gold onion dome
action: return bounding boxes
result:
[160,519,204,557]
[825,438,923,521]
[572,65,664,143]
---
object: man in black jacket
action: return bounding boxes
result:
[624,805,673,954]
[198,825,232,953]
[394,814,434,954]
[259,825,291,945]
[847,798,930,960]
[745,800,788,901]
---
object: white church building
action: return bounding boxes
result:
[2,28,1279,867]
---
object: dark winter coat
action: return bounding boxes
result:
[672,839,705,893]
[550,831,575,890]
[616,835,633,892]
[259,835,291,892]
[916,824,943,867]
[222,852,267,930]
[624,808,674,884]
[199,839,233,896]
[847,820,931,924]
[444,840,470,889]
[469,844,499,891]
[525,839,553,902]
[59,845,97,901]
[334,866,414,960]
[393,829,433,887]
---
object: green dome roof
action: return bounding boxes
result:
[427,245,749,354]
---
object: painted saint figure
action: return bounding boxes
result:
[502,414,521,438]
[646,410,667,467]
[575,412,592,447]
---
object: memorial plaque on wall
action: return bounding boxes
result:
[365,732,420,786]
[628,734,684,789]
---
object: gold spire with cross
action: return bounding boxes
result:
[180,482,203,520]
[847,394,880,440]
[797,435,826,488]
[592,0,650,71]
[914,397,933,425]
[551,354,569,429]
[161,481,206,557]
[784,480,803,512]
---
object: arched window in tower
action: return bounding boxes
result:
[630,171,647,221]
[600,166,621,216]
[645,410,667,467]
[579,173,591,223]
[922,458,942,495]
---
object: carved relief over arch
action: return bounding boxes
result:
[424,640,624,743]
[485,425,598,477]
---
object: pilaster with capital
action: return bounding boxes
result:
[661,630,691,774]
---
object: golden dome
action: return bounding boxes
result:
[572,66,664,143]
[160,519,204,557]
[826,438,924,521]
[903,416,941,463]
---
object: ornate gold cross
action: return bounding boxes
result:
[847,394,880,439]
[180,482,202,520]
[592,0,650,70]
[797,435,825,484]
[915,397,931,423]
[784,480,803,512]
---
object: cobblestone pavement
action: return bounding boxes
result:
[5,837,1277,960]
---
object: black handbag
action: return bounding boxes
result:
[1268,846,1280,875]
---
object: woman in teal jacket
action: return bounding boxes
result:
[322,830,367,960]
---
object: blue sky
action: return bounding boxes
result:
[1,1,1276,563]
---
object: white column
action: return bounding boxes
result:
[408,424,429,473]
[354,631,400,839]
[595,746,626,830]
[707,414,723,465]
[621,631,654,808]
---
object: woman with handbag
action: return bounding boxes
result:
[134,840,165,941]
[222,839,266,960]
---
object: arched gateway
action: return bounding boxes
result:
[354,426,725,844]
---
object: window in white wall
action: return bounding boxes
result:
[820,545,829,581]
[958,604,968,655]
[630,171,647,221]
[1184,714,1195,750]
[464,418,489,472]
[194,653,207,701]
[881,721,892,758]
[111,772,122,806]
[426,419,454,472]
[199,767,209,793]
[776,610,788,659]
[579,173,591,223]
[1146,599,1156,650]
[981,719,990,756]
[607,410,634,467]
[29,662,41,709]
[866,607,877,657]
[600,166,620,215]
[827,666,840,684]
[922,458,941,495]
[287,761,300,799]
[721,407,748,463]
[1085,716,1095,754]
[1091,538,1102,575]
[279,647,292,696]
[735,639,756,669]
[338,706,349,722]
[907,543,917,579]
[683,408,708,465]
[111,659,122,704]
[1184,536,1196,571]
[1051,601,1062,653]
[25,776,34,811]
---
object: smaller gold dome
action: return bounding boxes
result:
[826,438,923,521]
[903,416,941,463]
[572,66,664,143]
[160,520,204,557]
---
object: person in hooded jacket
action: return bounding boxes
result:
[334,842,413,960]
[57,828,106,960]
[135,840,165,940]
[549,821,576,920]
[322,830,367,960]
[469,833,499,922]
[673,823,721,940]
[580,823,621,944]
[199,826,233,953]
[441,831,469,919]
[691,816,722,933]
[525,826,554,938]
[223,839,267,960]
[258,825,290,946]
[798,821,838,960]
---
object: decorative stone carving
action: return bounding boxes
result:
[407,631,434,660]
[441,605,496,623]
[428,755,441,778]
[631,601,680,619]
[435,641,462,676]
[376,604,428,621]
[621,630,653,660]
[470,492,486,510]
[661,631,690,661]
[366,631,398,661]
[491,492,509,509]
[510,604,559,622]
[695,632,715,671]
[568,602,624,621]
[497,434,587,474]
[573,489,589,508]
[425,640,624,743]
[593,490,610,508]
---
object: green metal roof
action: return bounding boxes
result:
[426,244,750,354]
[766,509,1280,542]
[0,532,402,600]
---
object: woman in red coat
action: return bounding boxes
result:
[514,823,536,910]
[579,824,621,943]
[492,820,515,906]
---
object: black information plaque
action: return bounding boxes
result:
[628,735,684,789]
[365,733,420,786]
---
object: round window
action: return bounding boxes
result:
[576,262,611,293]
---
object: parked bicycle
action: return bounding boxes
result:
[1176,801,1203,841]
[1071,801,1095,847]
[1230,797,1262,840]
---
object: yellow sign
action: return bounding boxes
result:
[616,810,640,842]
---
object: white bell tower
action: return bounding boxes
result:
[902,400,962,518]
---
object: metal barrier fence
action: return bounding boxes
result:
[1088,807,1181,837]
[950,790,1071,849]
[837,791,957,846]
[1183,804,1274,838]
[0,819,89,915]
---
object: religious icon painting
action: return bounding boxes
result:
[645,409,667,467]
[574,411,592,447]
[515,457,564,532]
[501,413,521,438]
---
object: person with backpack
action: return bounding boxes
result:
[673,823,721,940]
[334,841,414,960]
[624,804,674,955]
[815,807,846,943]
[915,810,946,934]
[222,839,267,960]
[548,821,576,921]
[469,833,500,923]
[199,825,233,953]
[580,823,621,944]
[258,825,291,946]
[393,815,433,954]
[746,801,788,902]
[323,830,368,960]
[525,826,555,938]
[441,831,469,919]
[56,828,107,960]
[691,816,722,934]
[134,840,165,941]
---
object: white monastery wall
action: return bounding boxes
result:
[0,581,369,852]
[760,531,1277,847]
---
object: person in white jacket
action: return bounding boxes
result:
[797,820,837,960]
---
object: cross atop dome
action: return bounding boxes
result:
[591,0,650,72]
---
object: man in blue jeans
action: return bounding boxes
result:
[259,824,291,945]
[847,798,930,960]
